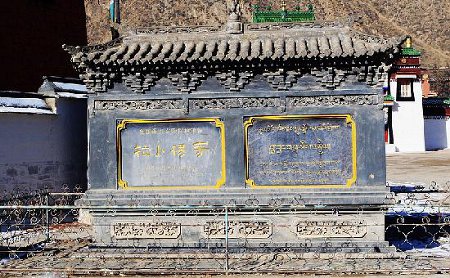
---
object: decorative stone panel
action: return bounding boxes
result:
[216,70,254,92]
[189,97,281,110]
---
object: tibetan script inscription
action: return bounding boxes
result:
[112,222,181,239]
[295,219,367,238]
[117,119,225,188]
[203,220,272,239]
[245,115,356,187]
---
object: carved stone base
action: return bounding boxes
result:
[88,208,392,253]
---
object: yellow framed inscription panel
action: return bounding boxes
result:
[244,114,357,189]
[116,118,226,190]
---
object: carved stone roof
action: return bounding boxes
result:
[64,22,405,69]
[63,22,406,93]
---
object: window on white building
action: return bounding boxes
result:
[396,79,415,101]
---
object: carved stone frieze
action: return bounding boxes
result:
[189,97,281,110]
[263,69,301,91]
[311,67,348,89]
[215,70,254,91]
[352,66,365,83]
[375,64,390,86]
[295,219,367,238]
[310,65,389,89]
[203,220,272,239]
[123,73,161,93]
[287,95,378,107]
[111,221,181,239]
[366,66,376,85]
[352,65,388,86]
[82,72,116,93]
[169,72,206,93]
[94,99,184,111]
[80,66,389,93]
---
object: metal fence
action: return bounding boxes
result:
[0,182,449,276]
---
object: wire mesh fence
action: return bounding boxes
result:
[0,181,449,276]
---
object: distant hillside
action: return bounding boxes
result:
[84,0,450,67]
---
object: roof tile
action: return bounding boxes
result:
[318,37,331,58]
[295,38,308,58]
[329,36,342,58]
[250,39,261,59]
[306,37,319,58]
[64,22,404,68]
[263,39,274,59]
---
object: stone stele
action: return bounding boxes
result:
[64,4,405,252]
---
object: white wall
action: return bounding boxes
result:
[424,117,450,150]
[390,80,426,152]
[0,98,87,194]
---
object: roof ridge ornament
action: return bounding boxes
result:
[227,0,243,34]
[252,0,315,23]
[401,36,422,56]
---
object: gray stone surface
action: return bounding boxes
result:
[118,119,224,189]
[91,210,388,251]
[246,116,354,187]
[85,88,387,195]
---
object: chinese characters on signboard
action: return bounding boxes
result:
[117,119,225,189]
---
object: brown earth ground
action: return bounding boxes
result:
[81,275,449,278]
[386,149,450,186]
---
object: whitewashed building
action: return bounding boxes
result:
[423,98,450,150]
[384,37,450,153]
[384,37,428,153]
[0,77,88,194]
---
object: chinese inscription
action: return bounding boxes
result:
[117,119,225,188]
[133,141,210,158]
[295,219,367,238]
[203,220,272,239]
[245,116,356,187]
[112,222,181,239]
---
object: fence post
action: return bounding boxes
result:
[225,205,229,274]
[45,192,50,242]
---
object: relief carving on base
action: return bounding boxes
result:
[203,220,272,239]
[295,219,367,238]
[112,222,181,239]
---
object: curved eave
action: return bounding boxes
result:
[63,24,406,72]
